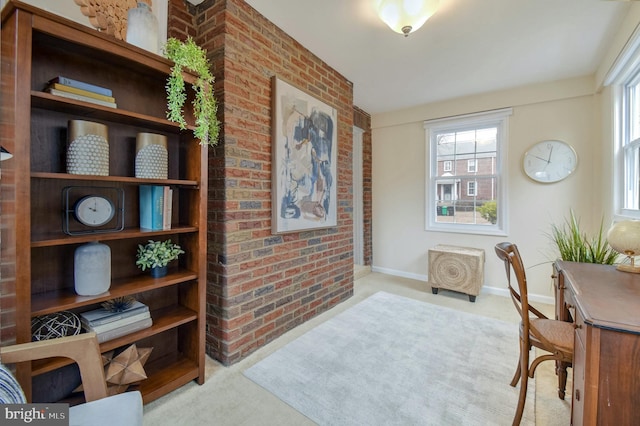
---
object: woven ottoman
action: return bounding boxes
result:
[428,244,485,302]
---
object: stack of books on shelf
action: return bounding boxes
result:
[44,76,117,108]
[79,301,152,343]
[139,185,173,231]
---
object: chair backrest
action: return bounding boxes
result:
[495,242,530,328]
[0,333,108,402]
[495,242,551,346]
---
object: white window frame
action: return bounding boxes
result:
[424,108,511,235]
[467,181,477,196]
[467,159,477,173]
[606,25,640,220]
[443,160,452,172]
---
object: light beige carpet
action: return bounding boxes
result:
[244,291,535,425]
[143,272,571,425]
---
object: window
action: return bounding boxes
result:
[607,30,640,219]
[425,108,511,235]
[621,77,640,214]
[443,160,452,172]
[467,181,477,196]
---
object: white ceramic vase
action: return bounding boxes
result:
[126,2,159,54]
[74,242,111,296]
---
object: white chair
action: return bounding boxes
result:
[0,332,142,426]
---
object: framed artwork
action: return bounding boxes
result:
[271,76,338,234]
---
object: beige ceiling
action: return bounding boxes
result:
[244,0,631,114]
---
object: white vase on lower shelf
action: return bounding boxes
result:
[74,241,111,296]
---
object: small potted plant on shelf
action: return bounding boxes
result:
[136,239,184,278]
[164,36,220,147]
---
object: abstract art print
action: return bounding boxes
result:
[271,77,338,234]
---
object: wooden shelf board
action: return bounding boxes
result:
[31,270,198,315]
[31,172,198,187]
[31,92,196,132]
[31,226,198,247]
[31,305,197,376]
[139,357,200,404]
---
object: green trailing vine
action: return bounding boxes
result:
[164,36,220,146]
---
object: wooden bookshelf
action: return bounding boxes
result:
[1,1,207,403]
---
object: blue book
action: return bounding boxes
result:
[48,76,113,97]
[139,185,165,230]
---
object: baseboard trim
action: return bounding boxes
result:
[370,265,555,305]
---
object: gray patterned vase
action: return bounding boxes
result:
[67,120,109,176]
[135,132,168,179]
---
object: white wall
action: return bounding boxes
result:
[371,77,604,302]
[371,4,640,302]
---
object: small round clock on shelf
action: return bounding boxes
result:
[62,186,125,235]
[523,140,577,183]
[74,195,115,227]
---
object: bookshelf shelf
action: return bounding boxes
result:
[31,305,198,377]
[31,172,199,187]
[31,271,199,316]
[31,226,199,247]
[2,1,207,404]
[31,92,197,133]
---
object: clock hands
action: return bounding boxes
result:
[547,145,554,163]
[531,154,549,163]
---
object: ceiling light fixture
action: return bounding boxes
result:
[375,0,440,37]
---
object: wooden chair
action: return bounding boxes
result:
[494,242,573,426]
[0,332,142,426]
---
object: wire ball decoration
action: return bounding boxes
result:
[31,311,82,341]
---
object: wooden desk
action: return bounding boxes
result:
[553,260,640,425]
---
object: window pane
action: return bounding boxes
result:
[630,84,640,142]
[435,177,497,225]
[624,142,640,209]
[426,108,510,234]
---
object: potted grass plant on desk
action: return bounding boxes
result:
[550,210,618,264]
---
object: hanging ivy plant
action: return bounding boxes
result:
[164,36,220,146]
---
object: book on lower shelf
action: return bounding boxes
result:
[85,311,151,334]
[86,316,153,344]
[79,301,149,327]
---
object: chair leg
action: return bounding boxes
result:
[510,355,521,387]
[512,339,529,426]
[556,361,569,400]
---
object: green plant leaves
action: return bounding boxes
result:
[164,37,220,146]
[550,210,618,265]
[136,239,184,270]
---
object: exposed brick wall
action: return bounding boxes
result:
[167,0,199,40]
[173,0,356,365]
[354,106,372,266]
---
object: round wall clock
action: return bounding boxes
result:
[523,140,577,183]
